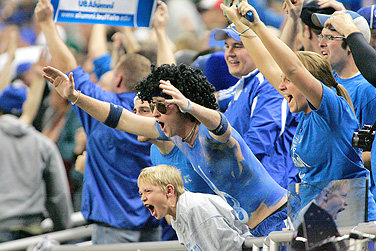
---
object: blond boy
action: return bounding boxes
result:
[138,164,252,251]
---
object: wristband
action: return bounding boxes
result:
[179,99,192,114]
[210,112,228,136]
[240,27,250,34]
[104,103,123,128]
[71,91,81,105]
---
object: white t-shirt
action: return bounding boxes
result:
[171,191,252,251]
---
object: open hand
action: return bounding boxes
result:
[43,66,78,102]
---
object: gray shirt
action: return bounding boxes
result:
[0,115,73,231]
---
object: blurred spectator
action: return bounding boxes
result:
[0,84,73,242]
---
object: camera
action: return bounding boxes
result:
[352,124,375,151]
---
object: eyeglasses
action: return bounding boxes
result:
[318,34,346,42]
[149,102,171,114]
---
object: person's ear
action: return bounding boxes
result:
[306,26,313,40]
[115,75,123,88]
[322,188,330,201]
[166,184,175,198]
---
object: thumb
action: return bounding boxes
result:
[220,3,228,11]
[69,72,75,88]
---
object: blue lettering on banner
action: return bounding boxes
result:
[57,10,133,26]
[77,0,115,9]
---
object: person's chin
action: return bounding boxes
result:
[137,136,150,142]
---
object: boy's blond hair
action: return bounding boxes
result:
[138,165,185,198]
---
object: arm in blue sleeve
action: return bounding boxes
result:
[93,52,112,80]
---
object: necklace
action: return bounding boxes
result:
[182,121,198,142]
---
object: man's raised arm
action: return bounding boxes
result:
[42,66,160,138]
[35,0,77,72]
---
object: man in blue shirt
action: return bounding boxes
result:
[35,0,160,244]
[215,25,299,189]
[313,10,376,194]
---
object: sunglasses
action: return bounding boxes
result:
[149,102,171,114]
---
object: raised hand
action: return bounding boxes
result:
[152,1,169,31]
[318,0,346,11]
[32,48,50,78]
[159,80,190,112]
[34,0,54,23]
[220,0,261,27]
[282,0,304,21]
[325,11,359,37]
[43,66,78,102]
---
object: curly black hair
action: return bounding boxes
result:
[135,64,218,111]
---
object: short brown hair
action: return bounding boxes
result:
[115,53,151,91]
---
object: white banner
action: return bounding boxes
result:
[51,0,157,27]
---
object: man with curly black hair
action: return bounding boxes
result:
[43,62,288,236]
[136,64,218,121]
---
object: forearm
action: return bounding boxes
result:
[252,22,301,77]
[20,76,46,125]
[251,21,321,106]
[279,17,299,51]
[156,28,176,66]
[70,91,111,123]
[88,24,108,59]
[121,26,141,54]
[232,20,282,90]
[0,53,14,92]
[188,101,231,142]
[362,151,371,171]
[40,21,77,72]
[73,91,159,138]
[346,32,376,87]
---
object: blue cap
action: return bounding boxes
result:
[191,54,211,72]
[357,5,376,29]
[16,62,32,77]
[214,25,241,42]
[312,10,371,42]
[204,51,238,91]
[0,85,27,116]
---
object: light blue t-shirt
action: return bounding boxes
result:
[222,69,299,188]
[156,123,287,225]
[150,144,213,194]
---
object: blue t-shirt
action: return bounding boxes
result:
[150,144,214,194]
[334,72,376,127]
[156,123,287,226]
[290,83,376,220]
[292,83,367,183]
[70,66,159,230]
[223,69,299,188]
[335,72,376,195]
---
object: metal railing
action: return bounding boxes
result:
[0,225,93,251]
[2,217,376,251]
[52,240,186,251]
[0,212,89,251]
